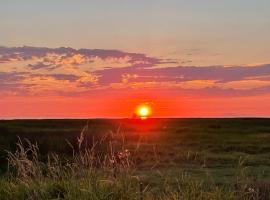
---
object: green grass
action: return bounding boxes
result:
[0,118,270,199]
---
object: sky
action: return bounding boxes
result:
[1,0,270,118]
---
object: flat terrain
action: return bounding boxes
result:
[1,118,270,184]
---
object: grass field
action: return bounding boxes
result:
[0,118,270,199]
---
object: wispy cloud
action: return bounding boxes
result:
[1,46,270,97]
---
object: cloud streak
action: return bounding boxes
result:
[1,46,270,97]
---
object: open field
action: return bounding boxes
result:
[0,118,270,199]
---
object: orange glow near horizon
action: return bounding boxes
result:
[2,92,270,119]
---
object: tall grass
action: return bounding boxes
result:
[0,124,270,200]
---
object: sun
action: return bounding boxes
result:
[135,104,152,119]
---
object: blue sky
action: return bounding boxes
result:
[1,0,269,66]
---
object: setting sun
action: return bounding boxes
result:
[136,104,152,119]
